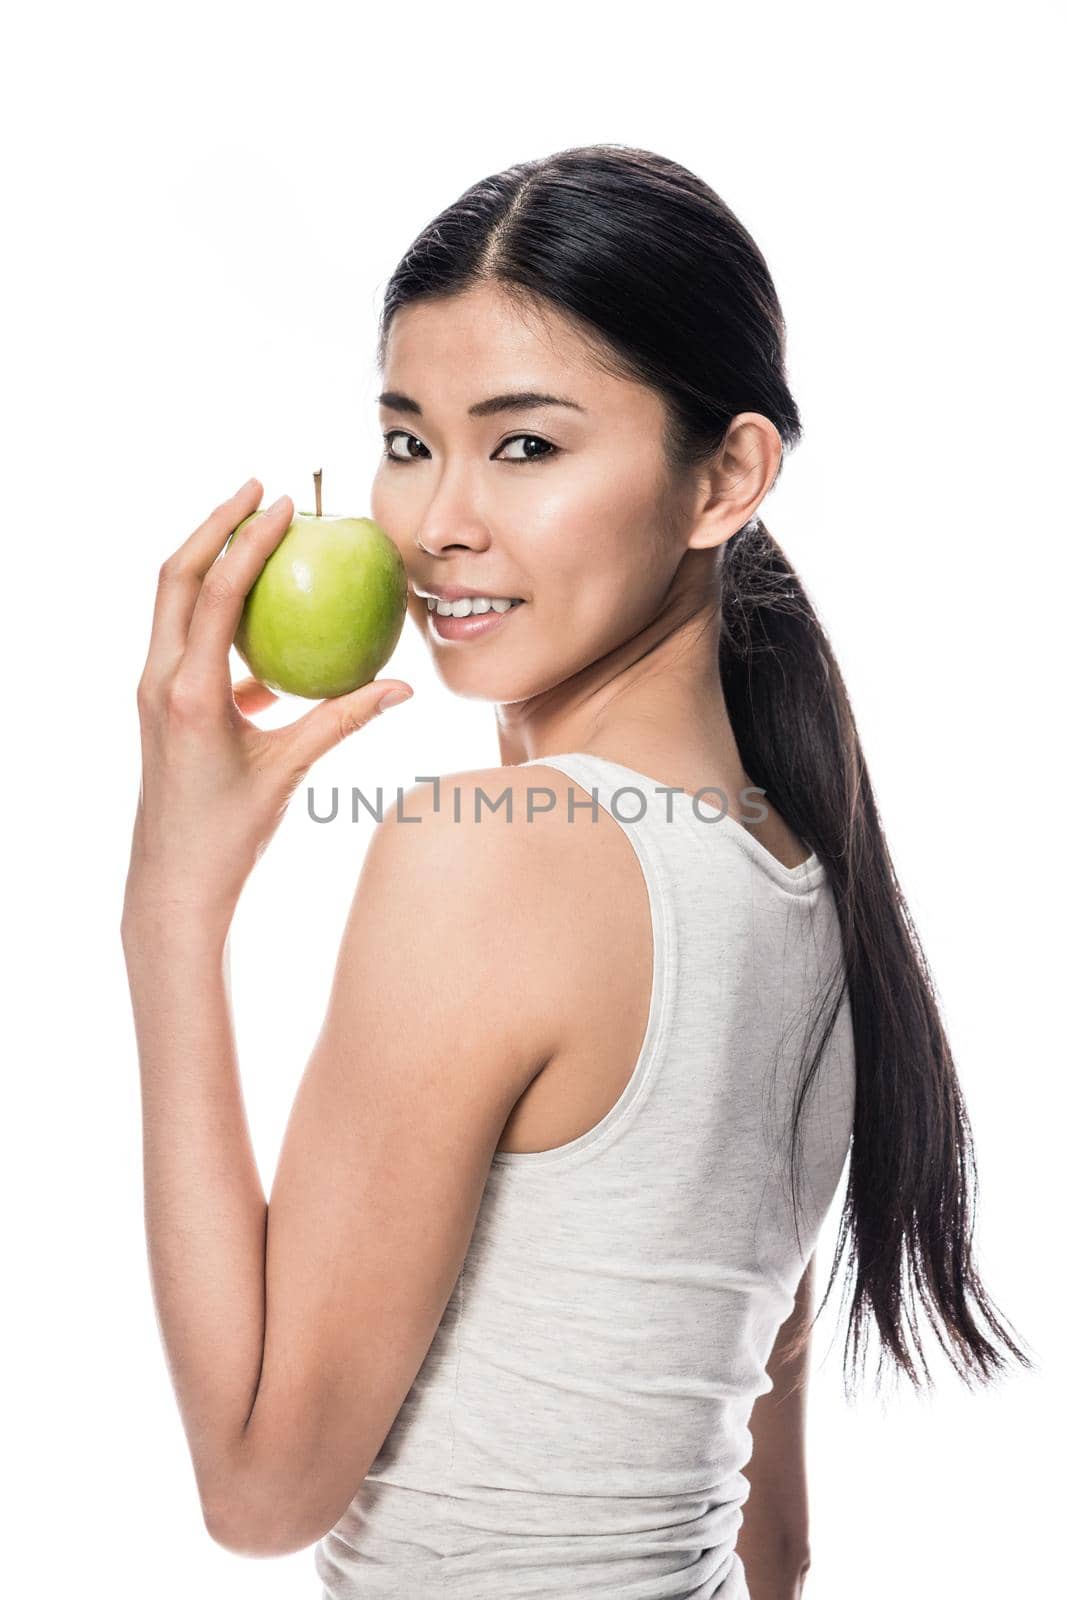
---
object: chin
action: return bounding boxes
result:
[428,666,526,705]
[431,654,578,708]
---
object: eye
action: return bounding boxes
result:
[381,430,430,463]
[493,434,559,464]
[380,430,560,465]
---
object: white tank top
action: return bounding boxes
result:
[315,751,856,1598]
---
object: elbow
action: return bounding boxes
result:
[201,1487,308,1559]
[197,1427,365,1557]
[203,1502,308,1559]
[203,1500,258,1557]
[202,1492,266,1558]
[736,1527,812,1598]
[788,1539,813,1594]
[201,1479,342,1559]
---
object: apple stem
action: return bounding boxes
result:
[313,468,323,518]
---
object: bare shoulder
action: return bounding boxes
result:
[373,762,593,870]
[373,762,656,1158]
[361,765,607,1084]
[369,761,653,1127]
[383,758,644,870]
[371,761,621,929]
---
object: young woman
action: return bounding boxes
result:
[121,144,1032,1598]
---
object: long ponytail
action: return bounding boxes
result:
[719,518,1033,1394]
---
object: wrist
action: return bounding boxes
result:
[121,883,235,958]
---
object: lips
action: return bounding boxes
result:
[427,599,526,641]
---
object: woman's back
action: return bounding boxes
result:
[315,751,856,1598]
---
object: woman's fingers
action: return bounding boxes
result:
[278,679,414,777]
[178,494,294,696]
[231,676,279,718]
[142,478,265,683]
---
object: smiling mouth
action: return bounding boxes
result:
[424,599,527,640]
[419,596,525,617]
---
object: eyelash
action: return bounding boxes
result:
[380,430,560,466]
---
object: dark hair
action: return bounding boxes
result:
[376,142,1033,1398]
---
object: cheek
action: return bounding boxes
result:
[370,479,422,590]
[369,470,389,533]
[370,466,414,541]
[564,542,676,666]
[535,482,663,615]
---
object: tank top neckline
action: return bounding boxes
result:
[516,750,827,892]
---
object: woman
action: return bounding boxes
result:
[121,144,1031,1598]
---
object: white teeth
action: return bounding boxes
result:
[427,596,522,617]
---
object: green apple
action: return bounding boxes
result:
[228,484,408,700]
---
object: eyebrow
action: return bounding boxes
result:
[377,389,586,419]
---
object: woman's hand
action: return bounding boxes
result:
[122,477,413,934]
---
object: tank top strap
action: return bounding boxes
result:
[521,752,681,838]
[516,750,715,884]
[518,750,826,893]
[504,750,680,1170]
[517,751,702,903]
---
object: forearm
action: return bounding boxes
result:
[121,896,266,1513]
[738,1545,810,1600]
[736,1509,811,1600]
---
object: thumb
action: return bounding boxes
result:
[283,679,414,772]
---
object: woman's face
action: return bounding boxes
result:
[371,282,693,707]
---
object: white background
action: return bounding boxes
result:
[3,2,1063,1594]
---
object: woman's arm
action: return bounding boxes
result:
[734,1254,816,1599]
[121,777,570,1553]
[120,902,267,1516]
[119,479,416,1531]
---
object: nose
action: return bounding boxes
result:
[415,521,491,557]
[412,479,493,558]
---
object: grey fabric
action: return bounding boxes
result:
[316,752,856,1598]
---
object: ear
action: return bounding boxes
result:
[686,412,783,551]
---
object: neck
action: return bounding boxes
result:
[496,567,750,808]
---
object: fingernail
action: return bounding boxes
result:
[241,477,258,491]
[378,688,413,710]
[268,494,289,512]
